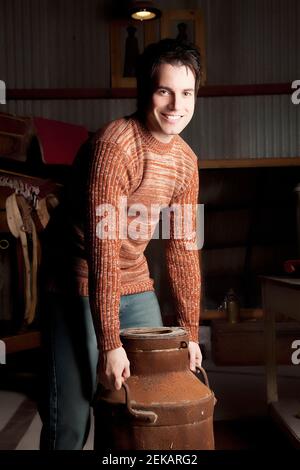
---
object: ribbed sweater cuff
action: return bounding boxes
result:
[184,324,199,343]
[98,332,122,352]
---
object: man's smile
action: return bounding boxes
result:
[161,113,184,121]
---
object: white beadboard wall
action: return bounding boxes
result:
[0,0,110,88]
[4,94,299,159]
[1,0,299,87]
[1,0,300,159]
[204,0,300,85]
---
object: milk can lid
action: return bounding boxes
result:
[120,326,187,340]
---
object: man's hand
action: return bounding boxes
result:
[98,346,130,391]
[188,341,202,371]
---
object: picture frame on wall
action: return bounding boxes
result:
[110,19,160,88]
[160,9,207,85]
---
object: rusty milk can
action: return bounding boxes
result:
[94,327,216,450]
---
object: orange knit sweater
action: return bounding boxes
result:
[74,116,201,351]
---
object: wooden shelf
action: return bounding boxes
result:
[1,330,41,354]
[198,157,300,169]
[6,82,292,100]
[202,308,263,321]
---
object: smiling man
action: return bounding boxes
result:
[145,62,196,142]
[40,39,203,450]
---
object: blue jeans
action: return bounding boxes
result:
[39,290,163,450]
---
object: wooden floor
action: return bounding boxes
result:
[214,417,293,450]
[0,349,299,450]
[0,397,293,450]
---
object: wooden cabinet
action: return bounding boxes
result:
[1,330,41,355]
[262,276,300,447]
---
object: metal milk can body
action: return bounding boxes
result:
[94,327,216,450]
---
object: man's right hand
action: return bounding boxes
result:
[98,346,130,391]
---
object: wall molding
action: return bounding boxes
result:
[6,83,293,100]
[198,157,300,169]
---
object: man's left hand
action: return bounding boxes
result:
[188,341,202,371]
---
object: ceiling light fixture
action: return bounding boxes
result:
[129,1,161,21]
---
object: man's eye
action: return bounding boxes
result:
[184,91,193,97]
[159,89,169,95]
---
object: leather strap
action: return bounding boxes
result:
[6,193,33,323]
[6,193,39,324]
[32,193,59,232]
[5,191,59,325]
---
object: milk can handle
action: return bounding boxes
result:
[122,382,158,424]
[195,366,210,388]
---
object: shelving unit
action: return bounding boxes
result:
[1,330,41,354]
[262,276,300,447]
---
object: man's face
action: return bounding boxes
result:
[145,63,196,143]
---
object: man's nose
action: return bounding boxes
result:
[168,93,183,110]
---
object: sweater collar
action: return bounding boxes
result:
[132,115,176,153]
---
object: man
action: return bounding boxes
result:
[40,38,202,450]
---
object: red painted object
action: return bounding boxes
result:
[284,259,300,273]
[33,117,88,165]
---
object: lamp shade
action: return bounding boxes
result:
[129,1,161,21]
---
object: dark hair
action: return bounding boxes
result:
[136,38,202,118]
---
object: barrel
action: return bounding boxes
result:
[94,327,216,450]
